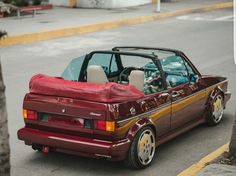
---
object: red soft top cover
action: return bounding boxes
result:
[29,74,144,103]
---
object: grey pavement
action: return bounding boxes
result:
[0,0,231,36]
[198,164,236,176]
[0,8,234,176]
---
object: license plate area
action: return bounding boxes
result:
[39,113,84,127]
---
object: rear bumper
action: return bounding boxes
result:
[17,127,130,161]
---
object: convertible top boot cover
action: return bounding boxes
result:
[29,74,144,103]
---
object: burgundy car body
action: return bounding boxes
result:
[18,47,231,161]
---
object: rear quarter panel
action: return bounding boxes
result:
[109,92,171,141]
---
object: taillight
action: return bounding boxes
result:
[106,121,115,132]
[94,120,115,132]
[23,109,38,120]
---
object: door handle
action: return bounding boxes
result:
[172,91,181,98]
[158,92,170,98]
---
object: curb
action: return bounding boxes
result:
[177,143,229,176]
[0,2,233,47]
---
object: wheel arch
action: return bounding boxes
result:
[126,117,157,143]
[205,86,225,125]
[207,86,224,107]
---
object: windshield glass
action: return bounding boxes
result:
[87,53,118,75]
[61,55,85,81]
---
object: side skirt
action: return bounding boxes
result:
[156,118,206,146]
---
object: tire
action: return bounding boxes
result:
[206,93,224,126]
[124,126,156,169]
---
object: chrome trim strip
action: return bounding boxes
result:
[171,89,206,104]
[172,80,228,104]
[95,154,112,158]
[206,79,228,90]
[116,80,228,124]
[117,102,171,124]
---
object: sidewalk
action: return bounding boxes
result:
[0,0,231,36]
[198,164,236,176]
[177,143,236,176]
[0,0,233,46]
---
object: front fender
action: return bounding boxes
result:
[206,86,224,111]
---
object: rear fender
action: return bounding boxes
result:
[126,117,156,142]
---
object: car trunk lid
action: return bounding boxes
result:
[23,93,108,138]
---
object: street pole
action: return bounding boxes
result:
[156,0,161,12]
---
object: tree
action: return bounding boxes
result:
[229,113,236,159]
[0,1,18,16]
[0,31,7,38]
[0,31,10,176]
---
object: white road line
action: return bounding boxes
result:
[177,14,234,22]
[194,17,204,21]
[176,15,189,20]
[214,15,234,21]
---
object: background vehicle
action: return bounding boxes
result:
[18,47,231,169]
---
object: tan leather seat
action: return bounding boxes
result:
[87,65,108,84]
[129,70,144,91]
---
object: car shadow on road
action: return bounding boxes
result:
[26,150,140,175]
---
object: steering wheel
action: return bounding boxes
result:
[118,67,138,82]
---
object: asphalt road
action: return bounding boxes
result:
[0,8,234,176]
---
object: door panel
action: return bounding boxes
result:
[170,83,206,129]
[159,55,207,130]
[149,92,171,137]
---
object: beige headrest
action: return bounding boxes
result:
[129,70,144,91]
[87,65,108,84]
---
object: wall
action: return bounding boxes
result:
[77,0,152,8]
[49,0,152,8]
[49,0,69,7]
[112,0,152,8]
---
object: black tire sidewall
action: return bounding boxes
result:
[207,93,224,126]
[125,126,155,169]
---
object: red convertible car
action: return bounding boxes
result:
[18,46,231,169]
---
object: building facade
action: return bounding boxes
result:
[49,0,154,8]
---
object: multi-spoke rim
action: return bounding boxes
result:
[137,129,155,166]
[212,95,224,123]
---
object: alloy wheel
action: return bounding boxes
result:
[212,94,224,123]
[137,129,155,166]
